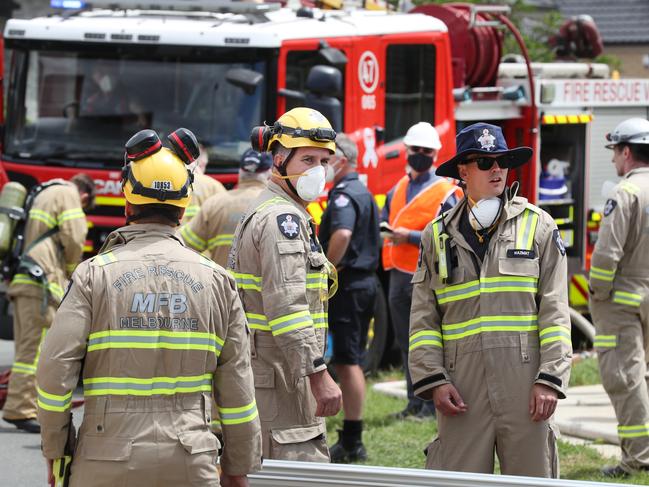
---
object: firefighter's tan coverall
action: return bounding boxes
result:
[181,179,266,267]
[3,180,87,422]
[182,172,226,224]
[230,181,330,461]
[409,195,572,477]
[590,167,649,472]
[36,224,261,486]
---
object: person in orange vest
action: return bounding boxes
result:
[382,121,463,419]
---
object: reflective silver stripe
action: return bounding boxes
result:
[442,315,538,340]
[409,333,442,349]
[84,375,212,395]
[219,401,258,425]
[87,334,223,355]
[516,208,540,250]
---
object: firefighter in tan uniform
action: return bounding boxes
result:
[230,108,342,460]
[3,174,94,434]
[590,118,649,478]
[36,128,261,487]
[409,123,572,477]
[182,144,226,224]
[181,149,271,266]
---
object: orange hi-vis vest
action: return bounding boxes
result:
[383,175,462,274]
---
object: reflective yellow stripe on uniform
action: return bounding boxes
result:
[516,207,540,250]
[199,255,218,269]
[11,361,37,375]
[539,326,572,346]
[312,312,328,329]
[613,290,643,307]
[589,266,615,283]
[83,374,213,396]
[306,272,328,291]
[594,335,617,348]
[441,315,538,341]
[180,225,207,251]
[618,423,649,438]
[58,207,85,223]
[95,251,118,266]
[48,282,65,301]
[245,313,271,331]
[37,386,73,412]
[66,263,78,274]
[255,196,289,212]
[268,310,313,336]
[435,277,538,305]
[208,234,234,249]
[233,273,262,291]
[14,328,48,376]
[87,330,224,356]
[29,209,57,228]
[409,330,443,351]
[218,400,258,425]
[11,273,45,289]
[619,181,639,195]
[10,273,64,300]
[185,205,199,218]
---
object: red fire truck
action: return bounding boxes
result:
[2,0,647,369]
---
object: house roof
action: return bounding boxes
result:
[557,0,649,44]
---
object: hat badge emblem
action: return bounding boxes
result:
[478,128,496,151]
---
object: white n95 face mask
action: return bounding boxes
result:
[469,197,502,231]
[296,165,326,202]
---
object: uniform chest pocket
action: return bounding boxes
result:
[427,267,465,292]
[277,240,306,283]
[496,257,539,313]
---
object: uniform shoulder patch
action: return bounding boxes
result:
[334,194,350,208]
[552,229,566,256]
[603,199,617,217]
[277,213,301,239]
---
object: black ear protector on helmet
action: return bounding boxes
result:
[167,128,201,164]
[250,124,273,153]
[121,128,199,202]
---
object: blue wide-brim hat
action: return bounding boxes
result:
[436,123,532,180]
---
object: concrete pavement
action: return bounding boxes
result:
[0,338,85,486]
[373,380,622,460]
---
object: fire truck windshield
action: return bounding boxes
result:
[4,46,268,170]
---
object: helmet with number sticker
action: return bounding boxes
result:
[122,128,198,208]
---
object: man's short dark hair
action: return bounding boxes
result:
[130,203,183,224]
[628,143,649,164]
[71,173,96,209]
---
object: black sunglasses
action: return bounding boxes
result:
[466,155,512,171]
[410,146,435,155]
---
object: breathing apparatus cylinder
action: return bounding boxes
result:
[0,182,27,258]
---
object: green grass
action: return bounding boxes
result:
[569,356,602,387]
[326,370,649,483]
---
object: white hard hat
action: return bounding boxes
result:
[403,122,442,150]
[605,117,649,148]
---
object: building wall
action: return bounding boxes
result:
[605,44,649,78]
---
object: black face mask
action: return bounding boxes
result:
[408,152,433,172]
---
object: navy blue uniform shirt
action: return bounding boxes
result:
[320,172,380,272]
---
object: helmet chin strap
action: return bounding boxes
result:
[274,149,302,199]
